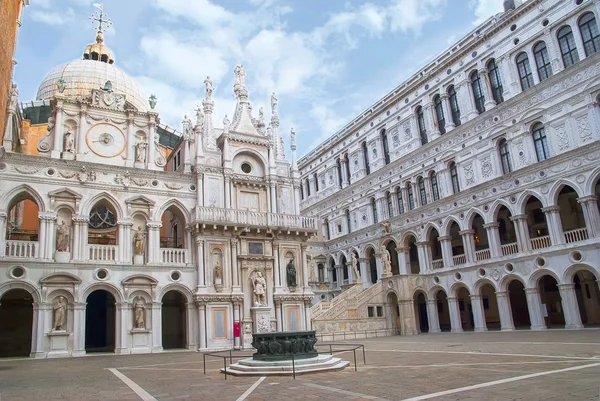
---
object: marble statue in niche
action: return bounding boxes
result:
[380,246,392,274]
[214,260,223,282]
[133,296,146,329]
[53,296,67,331]
[133,226,146,255]
[135,139,147,162]
[56,221,70,252]
[251,271,267,306]
[351,253,360,280]
[64,131,74,153]
[286,259,297,289]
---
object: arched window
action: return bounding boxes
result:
[386,191,394,218]
[318,264,325,282]
[434,95,446,134]
[300,183,304,200]
[418,176,427,206]
[371,197,378,224]
[345,209,352,233]
[344,153,351,185]
[579,12,600,56]
[487,59,504,104]
[430,172,440,201]
[516,52,534,91]
[306,178,311,196]
[89,205,117,229]
[558,26,580,67]
[470,70,485,114]
[533,41,553,81]
[313,173,319,192]
[416,106,427,145]
[448,85,461,126]
[396,187,404,214]
[407,183,415,210]
[381,129,390,165]
[449,162,460,194]
[499,139,512,174]
[362,141,370,175]
[336,158,343,189]
[532,123,550,161]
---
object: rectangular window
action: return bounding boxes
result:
[407,186,415,210]
[376,306,383,317]
[534,43,553,81]
[431,175,440,201]
[248,242,264,255]
[517,54,534,91]
[396,189,405,214]
[558,27,580,67]
[368,306,375,318]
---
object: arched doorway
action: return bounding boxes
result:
[385,241,399,275]
[507,280,531,328]
[480,284,500,330]
[0,289,33,357]
[85,290,116,353]
[456,287,473,330]
[538,275,564,327]
[414,292,429,333]
[435,290,450,332]
[386,292,400,334]
[573,270,600,326]
[162,291,187,349]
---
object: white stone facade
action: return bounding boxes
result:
[0,41,317,356]
[303,0,600,336]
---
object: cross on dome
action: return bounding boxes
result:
[84,4,115,64]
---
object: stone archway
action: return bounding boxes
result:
[538,275,565,327]
[0,289,33,357]
[435,290,451,332]
[456,287,474,331]
[85,290,116,353]
[386,292,400,334]
[507,280,531,328]
[414,291,429,333]
[573,270,600,326]
[480,284,500,330]
[161,290,187,349]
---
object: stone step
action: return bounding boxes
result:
[221,356,350,376]
[237,354,334,367]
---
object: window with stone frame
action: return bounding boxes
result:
[306,178,311,196]
[430,171,440,201]
[371,197,378,223]
[418,176,427,206]
[386,191,394,218]
[470,70,486,114]
[381,129,390,165]
[450,162,460,194]
[516,52,534,91]
[499,138,512,174]
[579,12,600,57]
[487,59,504,104]
[533,41,553,81]
[557,25,580,67]
[532,123,550,162]
[336,158,343,189]
[345,209,352,233]
[434,95,446,134]
[317,263,325,282]
[362,141,370,175]
[313,173,319,191]
[396,187,405,214]
[416,106,427,145]
[448,85,461,126]
[407,183,415,210]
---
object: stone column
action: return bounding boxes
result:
[423,175,432,205]
[224,174,232,209]
[31,302,47,358]
[327,266,335,288]
[557,284,584,329]
[483,222,502,258]
[146,221,162,264]
[272,242,281,290]
[399,300,418,336]
[233,301,241,349]
[197,302,207,350]
[438,236,453,268]
[340,159,349,188]
[424,101,440,140]
[439,167,452,197]
[447,297,463,332]
[396,246,409,275]
[359,258,369,289]
[72,302,86,356]
[335,264,344,287]
[401,186,410,212]
[304,299,312,331]
[269,183,277,213]
[195,238,205,288]
[496,291,515,331]
[196,173,204,207]
[78,216,89,262]
[426,299,441,333]
[301,244,310,290]
[147,118,157,169]
[480,67,496,110]
[415,241,430,273]
[457,79,478,121]
[231,239,240,291]
[51,101,64,158]
[440,93,455,131]
[578,196,600,238]
[459,229,476,264]
[571,26,588,63]
[116,302,129,354]
[469,295,488,332]
[125,111,135,164]
[541,206,564,246]
[0,211,6,258]
[374,256,383,283]
[275,300,283,331]
[510,214,531,252]
[77,105,88,156]
[524,288,547,331]
[293,182,301,215]
[411,181,420,208]
[183,138,192,173]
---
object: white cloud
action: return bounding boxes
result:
[30,8,76,25]
[471,0,504,24]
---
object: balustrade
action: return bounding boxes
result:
[195,206,318,230]
[432,258,444,269]
[501,242,518,256]
[5,240,39,258]
[160,248,187,264]
[452,254,467,265]
[475,248,491,261]
[88,244,117,262]
[563,228,588,244]
[530,235,551,250]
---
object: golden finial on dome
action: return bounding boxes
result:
[83,4,115,64]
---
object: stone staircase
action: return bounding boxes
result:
[311,283,361,319]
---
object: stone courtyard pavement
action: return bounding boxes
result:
[0,329,599,401]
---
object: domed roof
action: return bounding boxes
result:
[36,32,148,112]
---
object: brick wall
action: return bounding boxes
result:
[0,0,21,140]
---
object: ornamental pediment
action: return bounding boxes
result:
[48,188,83,200]
[40,272,82,285]
[122,274,158,287]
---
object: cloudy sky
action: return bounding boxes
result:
[15,0,505,157]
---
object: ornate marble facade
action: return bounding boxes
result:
[303,0,600,336]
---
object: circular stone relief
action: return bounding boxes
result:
[96,269,108,280]
[10,266,25,279]
[170,271,181,281]
[241,162,252,174]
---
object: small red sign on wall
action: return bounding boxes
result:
[233,322,240,338]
